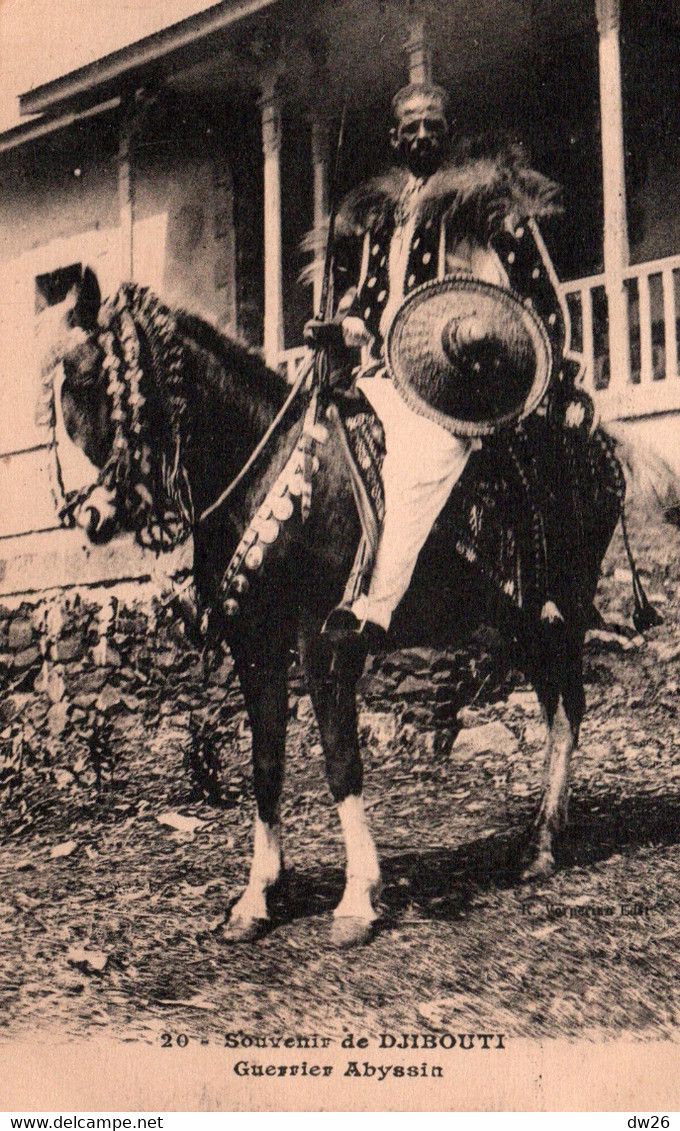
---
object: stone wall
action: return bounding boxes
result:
[0,584,210,835]
[0,581,518,837]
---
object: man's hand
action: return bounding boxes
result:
[304,316,373,351]
[341,316,373,349]
[303,319,345,350]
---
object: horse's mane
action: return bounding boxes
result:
[91,283,291,548]
[174,309,288,437]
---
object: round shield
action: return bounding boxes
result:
[385,274,553,437]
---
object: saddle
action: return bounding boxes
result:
[331,375,625,625]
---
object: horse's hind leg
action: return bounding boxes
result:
[523,634,584,881]
[223,637,288,942]
[299,624,381,948]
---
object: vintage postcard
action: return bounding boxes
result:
[0,0,680,1113]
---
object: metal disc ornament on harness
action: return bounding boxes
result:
[385,274,553,438]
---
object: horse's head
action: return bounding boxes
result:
[37,267,189,547]
[37,266,121,542]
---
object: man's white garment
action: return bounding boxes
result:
[352,175,508,630]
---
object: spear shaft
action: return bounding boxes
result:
[317,102,347,326]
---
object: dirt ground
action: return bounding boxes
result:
[1,509,680,1052]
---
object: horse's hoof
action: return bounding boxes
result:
[330,916,375,949]
[521,852,556,882]
[219,915,270,943]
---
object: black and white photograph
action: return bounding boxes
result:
[0,0,680,1113]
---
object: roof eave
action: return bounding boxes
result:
[0,97,122,156]
[19,0,281,119]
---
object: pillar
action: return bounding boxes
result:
[596,0,630,389]
[118,105,135,280]
[310,113,330,314]
[259,73,284,368]
[117,90,150,282]
[404,19,432,84]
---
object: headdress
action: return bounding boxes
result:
[391,82,450,122]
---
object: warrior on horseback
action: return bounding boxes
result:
[37,81,648,947]
[305,81,565,645]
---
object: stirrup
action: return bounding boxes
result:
[321,607,388,652]
[321,606,366,638]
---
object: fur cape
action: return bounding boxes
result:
[334,143,561,244]
[299,143,561,286]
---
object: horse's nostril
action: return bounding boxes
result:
[74,492,116,542]
[86,505,116,544]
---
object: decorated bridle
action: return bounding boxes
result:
[57,285,194,549]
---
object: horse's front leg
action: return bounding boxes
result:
[223,638,288,941]
[523,640,584,880]
[300,627,381,948]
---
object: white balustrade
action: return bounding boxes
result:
[560,251,680,421]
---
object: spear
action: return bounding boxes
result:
[319,102,347,320]
[313,102,347,390]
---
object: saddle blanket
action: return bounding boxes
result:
[335,387,623,617]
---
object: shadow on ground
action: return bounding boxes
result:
[262,788,680,934]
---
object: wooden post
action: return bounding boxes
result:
[118,90,149,281]
[118,106,135,280]
[310,112,329,313]
[259,73,284,368]
[404,19,432,84]
[596,0,630,393]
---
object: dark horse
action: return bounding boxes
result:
[38,269,624,948]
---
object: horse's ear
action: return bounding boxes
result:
[71,266,101,330]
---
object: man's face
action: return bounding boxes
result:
[391,93,449,177]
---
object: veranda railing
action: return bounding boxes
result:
[561,252,680,420]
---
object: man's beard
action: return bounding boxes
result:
[400,139,444,178]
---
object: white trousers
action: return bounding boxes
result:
[352,375,473,630]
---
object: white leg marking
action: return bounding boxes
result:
[334,794,381,921]
[541,696,574,830]
[524,695,575,880]
[540,600,564,624]
[230,815,282,923]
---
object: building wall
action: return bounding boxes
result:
[0,119,121,543]
[614,416,680,480]
[631,152,680,266]
[622,4,680,264]
[132,100,237,329]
